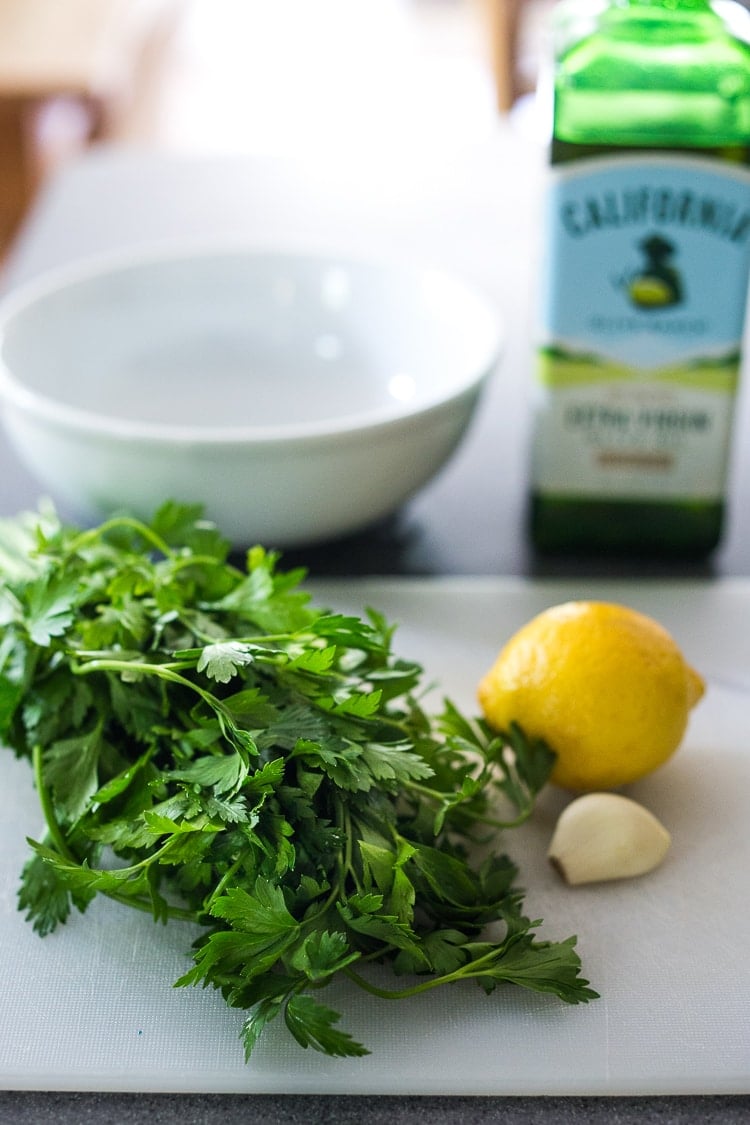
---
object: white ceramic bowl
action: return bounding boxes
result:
[0,247,501,546]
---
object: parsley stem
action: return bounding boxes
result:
[343,965,461,999]
[404,778,534,829]
[340,806,361,895]
[305,800,358,925]
[344,943,506,999]
[31,743,76,861]
[72,656,219,709]
[67,515,175,560]
[471,806,535,830]
[450,804,535,830]
[102,895,198,923]
[170,553,242,577]
[207,855,246,908]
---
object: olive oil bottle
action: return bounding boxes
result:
[529,0,750,555]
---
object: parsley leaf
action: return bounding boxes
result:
[23,573,78,646]
[284,995,370,1058]
[43,723,107,820]
[196,642,255,683]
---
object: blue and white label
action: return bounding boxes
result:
[541,154,750,367]
[533,153,750,500]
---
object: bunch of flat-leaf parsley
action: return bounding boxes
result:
[0,502,596,1060]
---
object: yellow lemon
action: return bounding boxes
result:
[477,601,705,791]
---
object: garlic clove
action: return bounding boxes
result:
[548,792,671,886]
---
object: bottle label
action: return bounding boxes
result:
[533,154,750,500]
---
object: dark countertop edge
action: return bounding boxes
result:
[1,1091,750,1125]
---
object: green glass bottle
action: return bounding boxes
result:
[529,0,750,555]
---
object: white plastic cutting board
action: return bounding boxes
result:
[1,577,749,1095]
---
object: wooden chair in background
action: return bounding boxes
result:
[0,0,183,258]
[480,0,557,113]
[483,0,527,112]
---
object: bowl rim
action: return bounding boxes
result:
[0,242,502,445]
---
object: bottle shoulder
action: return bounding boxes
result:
[560,20,750,80]
[554,2,750,146]
[558,0,750,74]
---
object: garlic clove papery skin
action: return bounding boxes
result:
[548,792,671,885]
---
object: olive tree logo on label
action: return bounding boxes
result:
[621,234,685,311]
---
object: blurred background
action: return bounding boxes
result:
[0,0,554,262]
